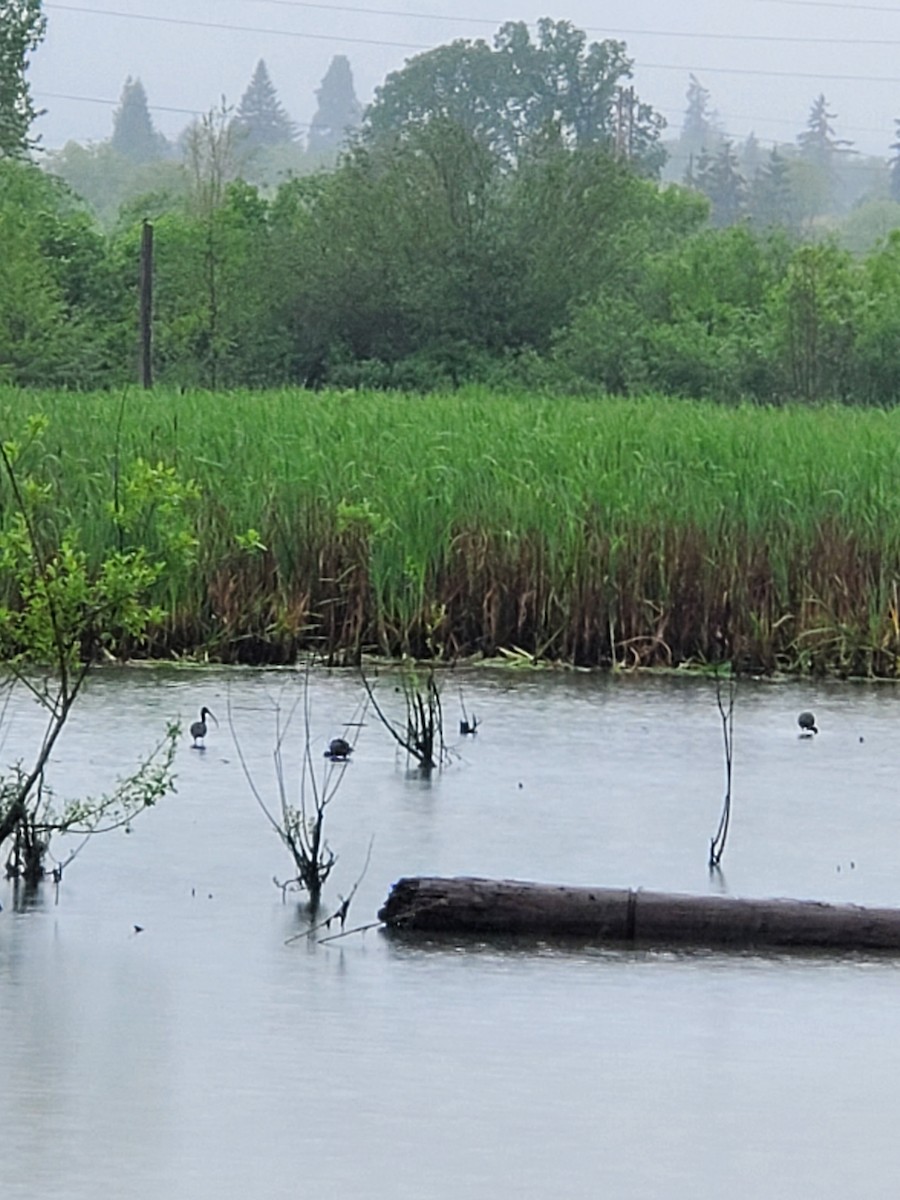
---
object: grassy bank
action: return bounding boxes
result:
[3,385,900,674]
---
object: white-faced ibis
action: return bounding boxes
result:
[191,706,217,748]
[798,711,818,737]
[325,737,353,761]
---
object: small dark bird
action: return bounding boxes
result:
[190,706,216,748]
[325,737,353,761]
[459,715,479,735]
[798,710,818,736]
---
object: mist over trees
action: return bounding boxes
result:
[7,13,900,402]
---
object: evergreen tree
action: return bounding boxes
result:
[681,74,718,157]
[0,0,46,157]
[747,147,796,230]
[889,118,900,203]
[739,131,762,179]
[111,77,164,163]
[233,60,297,149]
[307,55,362,156]
[695,140,745,227]
[797,94,853,171]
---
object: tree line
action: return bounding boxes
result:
[5,8,900,403]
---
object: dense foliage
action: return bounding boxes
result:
[0,0,44,158]
[8,130,900,403]
[3,12,899,402]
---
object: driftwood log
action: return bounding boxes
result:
[378,876,900,952]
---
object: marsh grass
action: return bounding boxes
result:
[4,386,900,673]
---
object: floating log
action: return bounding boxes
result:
[378,876,900,952]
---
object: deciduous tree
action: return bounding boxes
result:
[365,18,665,175]
[0,0,45,157]
[0,417,197,884]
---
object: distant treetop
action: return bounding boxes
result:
[307,55,363,157]
[233,59,298,149]
[363,18,666,176]
[111,77,166,164]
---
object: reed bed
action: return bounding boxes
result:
[3,385,900,674]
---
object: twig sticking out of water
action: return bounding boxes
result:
[709,663,736,869]
[319,919,382,945]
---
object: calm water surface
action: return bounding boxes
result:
[2,666,900,1199]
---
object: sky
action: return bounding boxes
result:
[25,0,900,159]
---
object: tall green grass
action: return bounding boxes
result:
[3,385,900,673]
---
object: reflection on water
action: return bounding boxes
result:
[2,667,900,1199]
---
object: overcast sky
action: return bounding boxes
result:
[27,0,900,159]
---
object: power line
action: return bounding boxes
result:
[34,88,316,126]
[44,3,432,50]
[748,0,900,12]
[39,2,900,148]
[30,84,894,147]
[233,0,900,39]
[233,0,497,25]
[37,90,202,117]
[640,59,900,84]
[44,2,900,51]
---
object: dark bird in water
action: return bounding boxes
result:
[459,716,479,735]
[798,711,818,736]
[190,706,217,748]
[325,737,353,761]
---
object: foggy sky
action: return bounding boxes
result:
[28,0,900,160]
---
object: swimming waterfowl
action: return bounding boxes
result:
[325,737,353,761]
[798,711,818,736]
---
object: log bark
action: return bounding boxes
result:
[378,876,900,952]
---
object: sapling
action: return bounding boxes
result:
[230,666,366,913]
[0,415,196,888]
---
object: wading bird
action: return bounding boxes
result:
[798,711,818,736]
[325,737,353,761]
[191,706,217,748]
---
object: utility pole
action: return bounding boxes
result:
[138,219,154,388]
[613,87,636,160]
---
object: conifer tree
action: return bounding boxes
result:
[797,94,852,171]
[111,76,164,163]
[233,59,297,149]
[696,140,745,227]
[681,74,719,158]
[0,0,46,157]
[889,119,900,203]
[747,146,796,230]
[308,55,362,156]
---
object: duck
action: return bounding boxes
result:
[798,710,818,737]
[325,737,353,761]
[191,706,217,748]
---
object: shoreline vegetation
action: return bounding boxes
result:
[4,386,900,678]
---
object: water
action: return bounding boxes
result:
[2,666,900,1199]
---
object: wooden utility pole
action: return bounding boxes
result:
[138,219,154,388]
[613,87,636,160]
